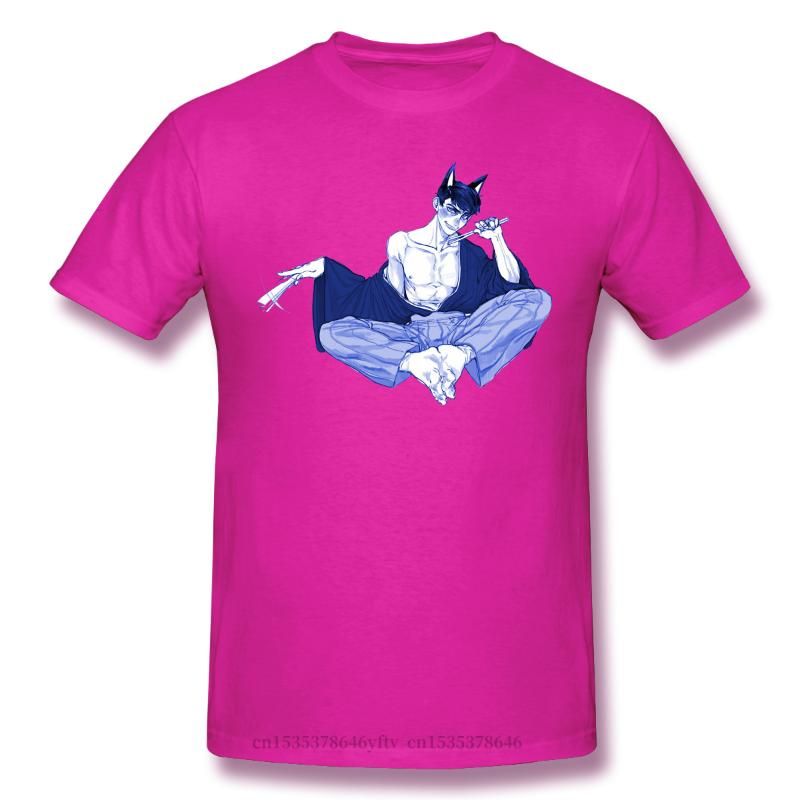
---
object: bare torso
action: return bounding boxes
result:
[385,221,460,311]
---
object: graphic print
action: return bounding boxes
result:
[257,164,552,405]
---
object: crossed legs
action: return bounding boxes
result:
[319,288,552,403]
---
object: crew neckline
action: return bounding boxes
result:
[311,31,517,112]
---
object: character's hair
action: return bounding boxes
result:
[436,163,487,216]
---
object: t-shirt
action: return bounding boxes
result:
[49,30,751,769]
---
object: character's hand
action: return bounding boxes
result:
[475,217,504,240]
[436,344,473,399]
[277,256,325,280]
[400,347,449,405]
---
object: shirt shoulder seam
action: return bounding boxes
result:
[600,110,656,278]
[167,110,208,280]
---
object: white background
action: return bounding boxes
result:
[2,1,798,797]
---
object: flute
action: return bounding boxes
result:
[447,216,509,243]
[257,273,302,312]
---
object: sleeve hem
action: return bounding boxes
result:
[640,272,751,340]
[50,271,163,340]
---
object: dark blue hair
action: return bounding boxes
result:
[436,163,486,216]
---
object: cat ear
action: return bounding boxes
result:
[442,162,456,189]
[469,174,487,194]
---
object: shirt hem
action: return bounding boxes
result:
[640,271,751,339]
[206,727,598,769]
[49,271,163,340]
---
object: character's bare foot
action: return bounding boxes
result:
[436,344,474,399]
[399,347,448,405]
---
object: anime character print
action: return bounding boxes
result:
[258,163,552,405]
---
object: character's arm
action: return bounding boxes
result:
[475,217,522,282]
[385,231,407,297]
[472,230,536,308]
[275,256,325,281]
[490,231,521,283]
[258,257,325,309]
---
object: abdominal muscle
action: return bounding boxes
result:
[399,236,460,311]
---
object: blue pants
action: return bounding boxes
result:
[319,288,552,388]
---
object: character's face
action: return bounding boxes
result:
[434,196,473,233]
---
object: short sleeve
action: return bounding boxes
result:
[49,111,205,339]
[601,112,750,339]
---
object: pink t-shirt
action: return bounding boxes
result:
[49,31,751,769]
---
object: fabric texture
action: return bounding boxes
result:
[49,30,751,769]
